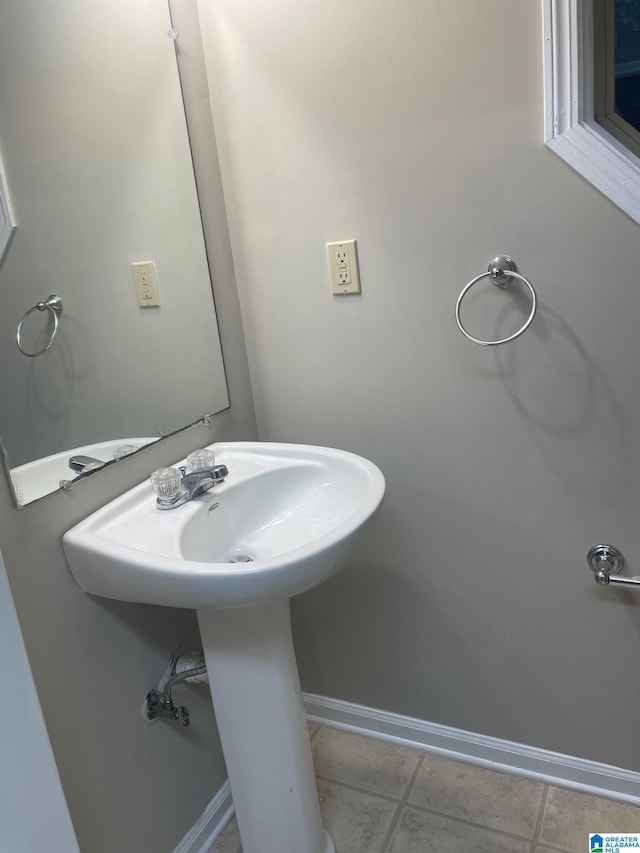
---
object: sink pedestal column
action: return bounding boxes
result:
[197,600,334,853]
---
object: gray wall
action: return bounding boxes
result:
[200,0,640,771]
[0,546,79,852]
[0,3,258,850]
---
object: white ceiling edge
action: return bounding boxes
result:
[543,0,640,227]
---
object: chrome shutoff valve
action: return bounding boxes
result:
[143,689,190,727]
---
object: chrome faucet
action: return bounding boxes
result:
[69,454,104,473]
[150,449,228,510]
[176,464,228,504]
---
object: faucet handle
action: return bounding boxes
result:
[186,448,216,473]
[150,467,182,502]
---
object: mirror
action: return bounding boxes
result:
[0,0,229,505]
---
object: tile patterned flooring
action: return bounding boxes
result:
[211,725,640,853]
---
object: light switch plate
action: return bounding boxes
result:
[326,239,360,295]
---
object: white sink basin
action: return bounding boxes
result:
[63,441,384,609]
[63,441,385,853]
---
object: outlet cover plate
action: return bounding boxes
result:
[327,239,361,295]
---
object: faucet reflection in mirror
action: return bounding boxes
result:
[0,0,229,506]
[9,438,157,505]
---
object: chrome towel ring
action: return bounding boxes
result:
[455,256,537,346]
[16,294,63,357]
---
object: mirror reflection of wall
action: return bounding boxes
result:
[0,0,229,506]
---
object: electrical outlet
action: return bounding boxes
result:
[132,261,161,307]
[326,239,360,295]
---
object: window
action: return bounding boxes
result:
[543,0,640,225]
[594,0,640,158]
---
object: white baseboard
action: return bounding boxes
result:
[173,780,234,853]
[303,693,640,806]
[174,694,640,851]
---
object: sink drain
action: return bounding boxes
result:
[228,553,254,563]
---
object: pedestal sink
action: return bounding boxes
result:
[63,442,385,853]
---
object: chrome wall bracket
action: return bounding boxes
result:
[488,255,516,288]
[587,544,640,587]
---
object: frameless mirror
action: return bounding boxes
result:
[0,0,229,505]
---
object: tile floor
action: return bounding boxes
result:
[211,726,640,853]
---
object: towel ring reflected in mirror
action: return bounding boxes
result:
[16,294,63,358]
